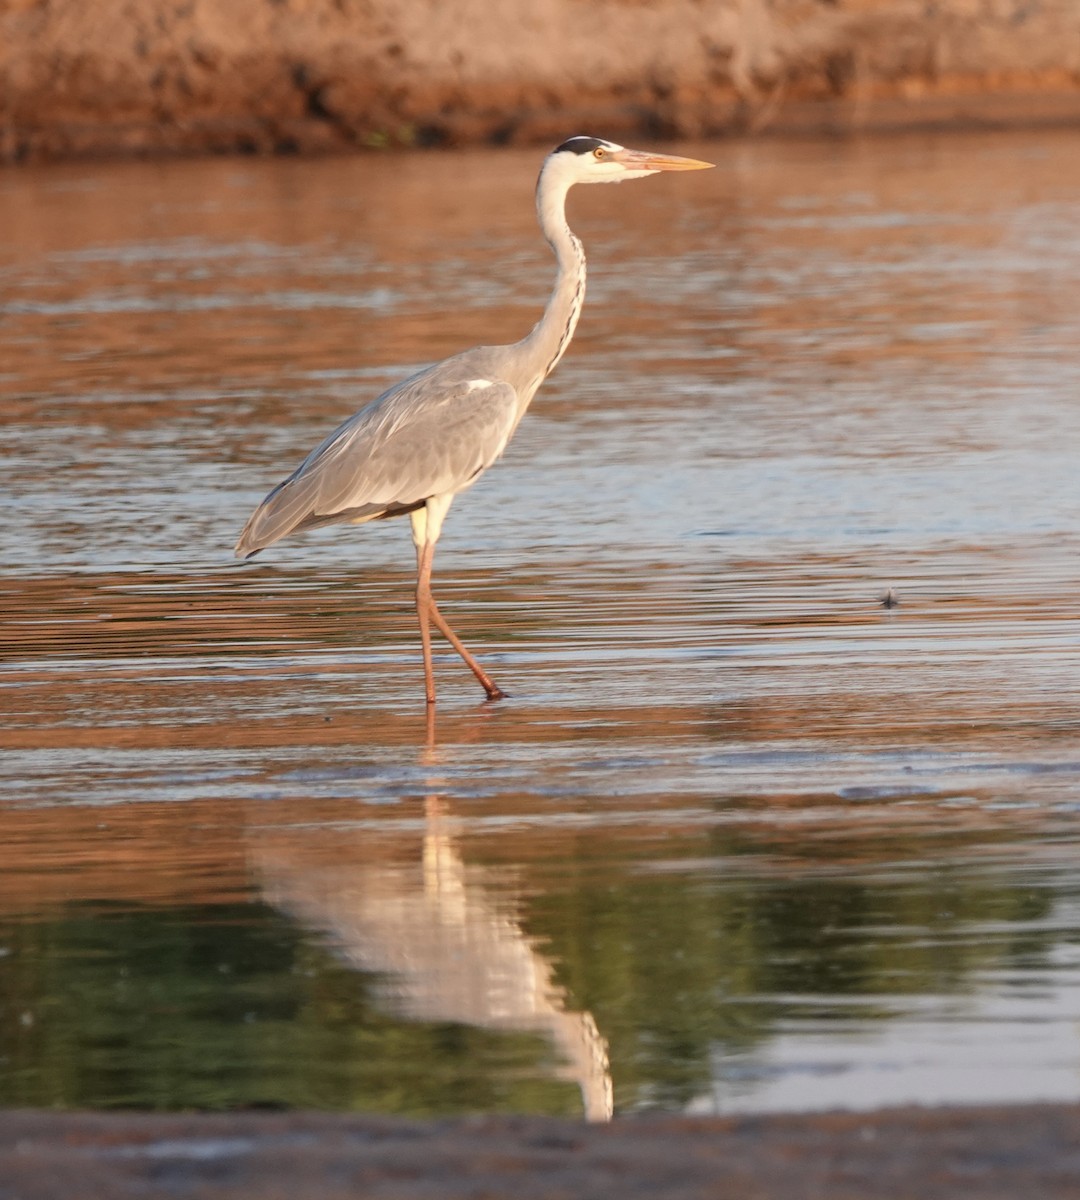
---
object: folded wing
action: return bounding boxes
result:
[235,368,519,558]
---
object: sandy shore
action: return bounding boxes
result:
[2,0,1080,161]
[2,1104,1079,1198]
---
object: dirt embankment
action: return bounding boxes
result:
[2,0,1080,162]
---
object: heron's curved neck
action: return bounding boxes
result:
[516,167,586,397]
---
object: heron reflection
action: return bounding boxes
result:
[254,748,612,1121]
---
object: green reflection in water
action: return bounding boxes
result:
[0,848,1064,1116]
[520,839,1057,1111]
[0,902,579,1116]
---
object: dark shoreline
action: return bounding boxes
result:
[2,1103,1078,1198]
[5,90,1080,167]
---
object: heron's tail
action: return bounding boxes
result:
[234,478,301,559]
[235,476,393,559]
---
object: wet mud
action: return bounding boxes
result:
[3,1105,1080,1199]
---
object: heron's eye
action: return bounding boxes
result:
[593,147,606,159]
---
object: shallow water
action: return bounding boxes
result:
[2,130,1080,1118]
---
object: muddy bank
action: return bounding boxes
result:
[3,1105,1080,1198]
[2,0,1080,161]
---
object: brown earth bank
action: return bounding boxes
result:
[2,0,1080,162]
[2,1104,1080,1198]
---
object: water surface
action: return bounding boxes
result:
[2,130,1080,1118]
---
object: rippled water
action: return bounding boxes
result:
[2,131,1080,1118]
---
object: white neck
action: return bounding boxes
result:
[513,165,588,401]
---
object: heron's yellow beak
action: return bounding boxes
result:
[614,149,715,172]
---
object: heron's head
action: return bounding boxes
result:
[544,136,714,187]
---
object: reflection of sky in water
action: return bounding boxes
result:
[697,989,1080,1114]
[1,129,1080,1117]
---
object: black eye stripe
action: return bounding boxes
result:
[554,136,610,156]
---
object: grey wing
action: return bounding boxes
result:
[235,370,519,558]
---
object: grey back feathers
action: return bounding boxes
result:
[235,352,518,557]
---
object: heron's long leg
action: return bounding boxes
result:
[415,539,506,703]
[415,540,438,705]
[428,596,506,701]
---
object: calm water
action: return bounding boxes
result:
[2,131,1080,1119]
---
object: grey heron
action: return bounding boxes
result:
[236,136,713,704]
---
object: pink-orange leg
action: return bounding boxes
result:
[415,540,506,705]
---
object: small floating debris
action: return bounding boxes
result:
[879,588,900,609]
